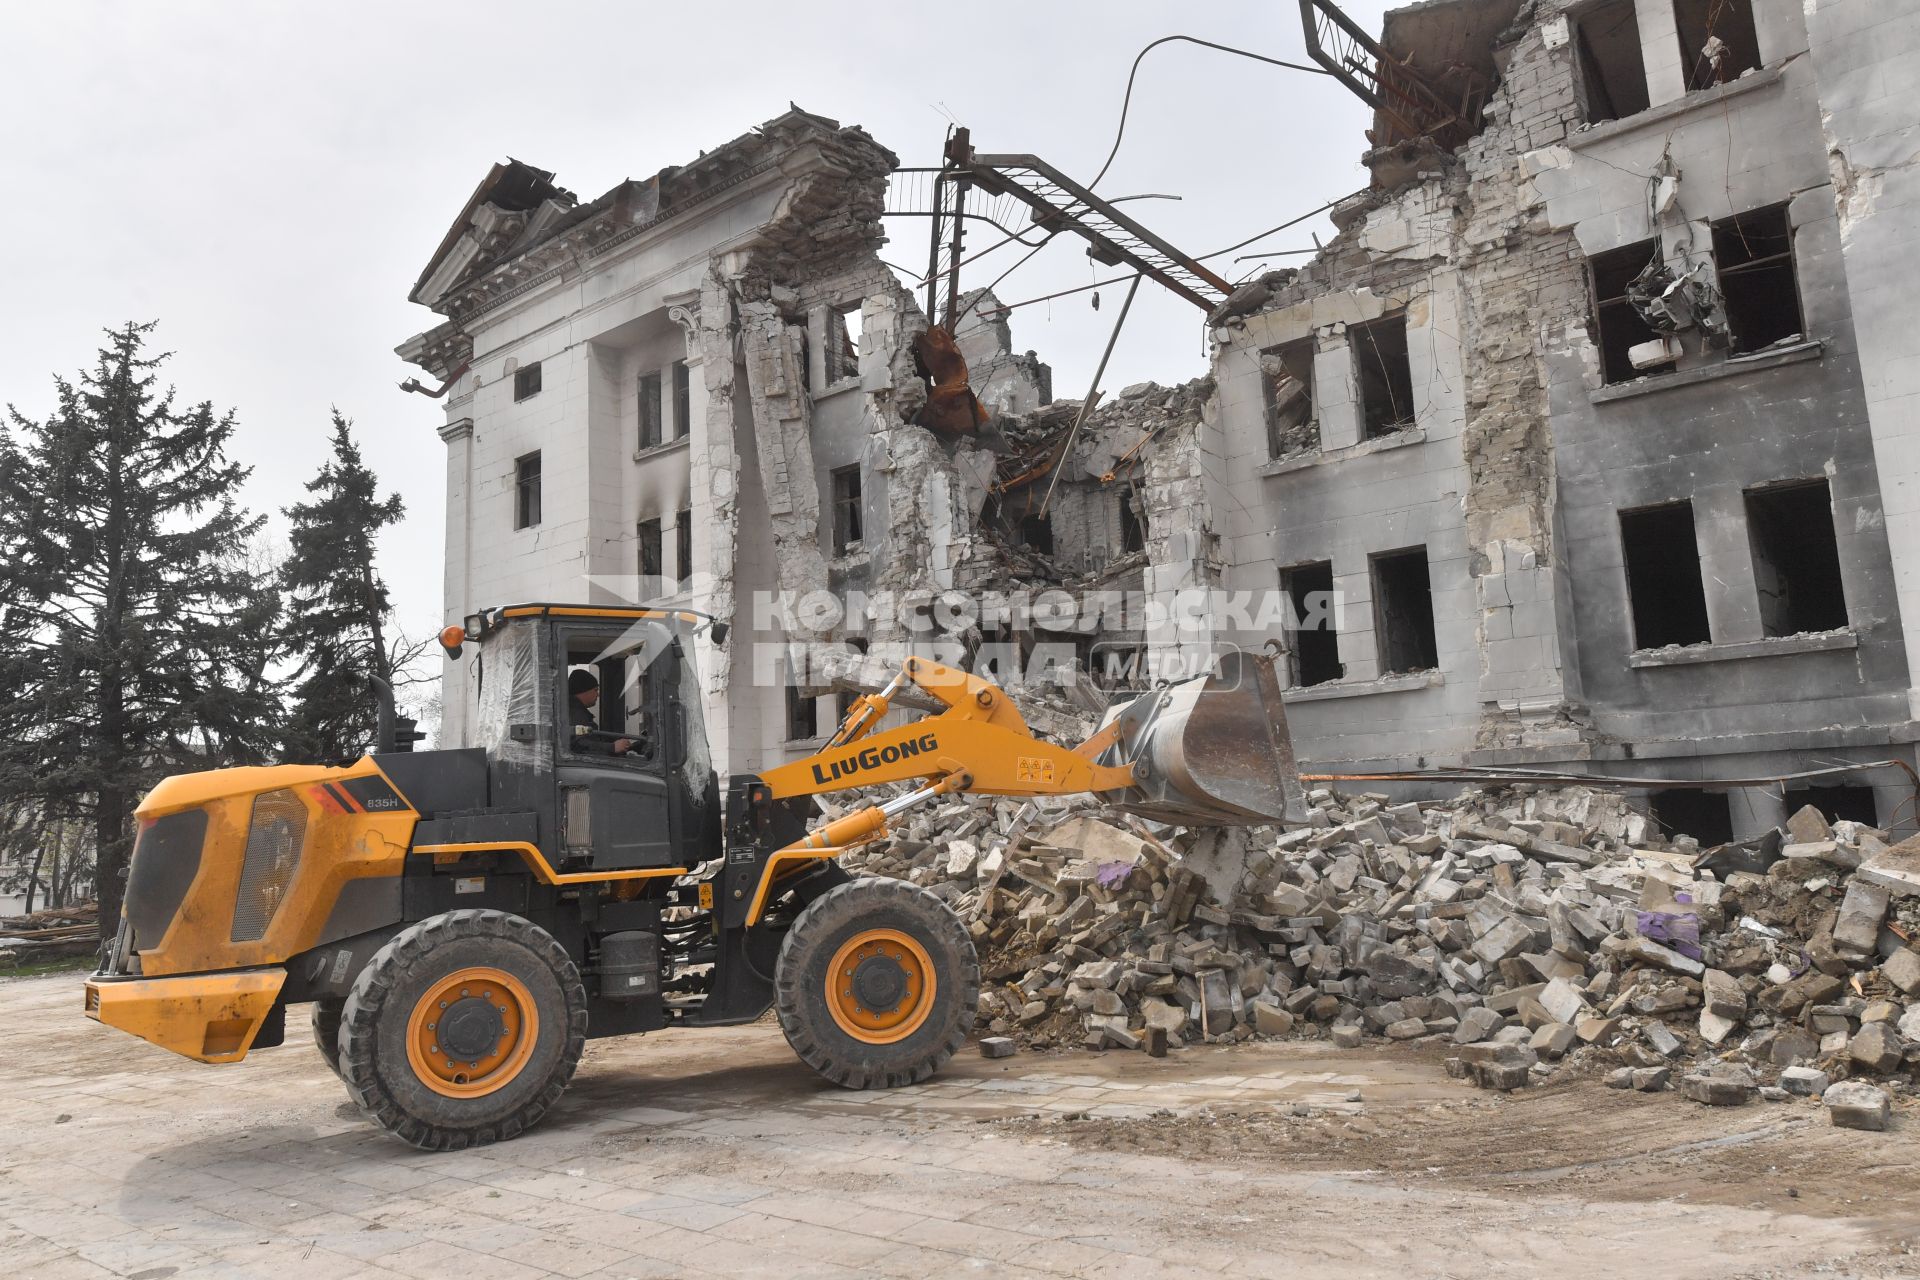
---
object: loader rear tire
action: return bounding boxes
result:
[775,878,978,1090]
[338,910,587,1151]
[311,998,345,1079]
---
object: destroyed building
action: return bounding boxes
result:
[400,0,1920,838]
[397,109,1068,773]
[1149,0,1920,841]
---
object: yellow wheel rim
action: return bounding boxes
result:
[405,967,539,1098]
[825,928,937,1045]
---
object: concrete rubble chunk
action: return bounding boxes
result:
[1779,1066,1830,1096]
[978,1037,1016,1059]
[1824,1080,1892,1131]
[1536,976,1587,1025]
[1834,880,1891,956]
[1602,934,1705,977]
[1850,1022,1904,1074]
[1880,947,1920,997]
[1530,1022,1576,1059]
[1453,1006,1503,1045]
[1472,916,1535,966]
[1680,1066,1756,1107]
[1785,805,1833,845]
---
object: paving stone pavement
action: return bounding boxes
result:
[0,972,1897,1278]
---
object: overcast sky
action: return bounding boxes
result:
[5,1,1392,635]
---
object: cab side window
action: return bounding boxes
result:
[561,632,665,769]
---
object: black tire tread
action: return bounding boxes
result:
[774,878,979,1090]
[337,909,587,1151]
[311,998,344,1079]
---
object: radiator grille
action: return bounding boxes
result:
[231,789,306,942]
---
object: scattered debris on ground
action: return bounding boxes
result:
[839,781,1918,1125]
[0,902,98,967]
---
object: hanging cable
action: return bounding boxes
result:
[1089,35,1332,191]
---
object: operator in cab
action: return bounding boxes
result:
[567,669,642,757]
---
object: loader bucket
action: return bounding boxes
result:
[1095,648,1309,827]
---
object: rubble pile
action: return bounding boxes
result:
[839,784,1920,1125]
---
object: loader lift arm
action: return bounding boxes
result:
[743,656,1145,923]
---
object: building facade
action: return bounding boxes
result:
[1187,0,1920,838]
[402,0,1920,839]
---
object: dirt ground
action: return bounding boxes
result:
[4,969,1918,1278]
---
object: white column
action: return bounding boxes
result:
[437,417,474,747]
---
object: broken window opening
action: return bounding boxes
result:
[637,517,663,582]
[1094,646,1144,691]
[1745,479,1847,637]
[826,304,861,382]
[1353,315,1416,438]
[1020,513,1055,556]
[1781,783,1878,829]
[1675,0,1762,91]
[672,359,691,439]
[1619,501,1712,649]
[513,362,542,401]
[1574,0,1651,124]
[1261,339,1317,458]
[513,452,542,530]
[1712,204,1803,355]
[1282,560,1342,687]
[674,508,693,592]
[784,676,818,742]
[1118,493,1145,554]
[1649,789,1735,846]
[638,370,664,449]
[830,465,863,555]
[1591,240,1669,384]
[1370,547,1438,675]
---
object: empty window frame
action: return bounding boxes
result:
[637,517,663,581]
[1353,314,1416,437]
[1282,560,1342,687]
[513,362,542,401]
[1590,239,1667,384]
[514,452,542,529]
[1261,339,1316,457]
[638,370,664,449]
[1371,547,1439,674]
[1675,0,1762,91]
[1746,479,1846,636]
[1649,788,1735,846]
[826,304,860,382]
[1712,205,1803,355]
[1619,501,1711,649]
[1573,0,1650,123]
[830,464,863,554]
[785,678,818,742]
[674,508,693,591]
[672,360,692,438]
[1781,783,1878,828]
[1119,493,1145,554]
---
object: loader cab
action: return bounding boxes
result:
[461,606,717,875]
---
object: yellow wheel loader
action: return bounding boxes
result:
[85,604,1303,1149]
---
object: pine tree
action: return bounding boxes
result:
[0,322,281,943]
[279,410,406,763]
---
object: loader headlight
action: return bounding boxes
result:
[231,789,307,942]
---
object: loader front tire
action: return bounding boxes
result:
[775,878,978,1090]
[311,998,344,1079]
[338,910,587,1151]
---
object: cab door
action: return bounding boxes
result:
[552,623,677,871]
